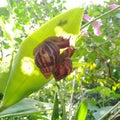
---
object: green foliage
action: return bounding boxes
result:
[0,0,120,119]
[75,0,120,119]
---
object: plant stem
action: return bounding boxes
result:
[56,83,67,120]
[81,6,120,30]
[68,72,76,120]
[99,101,120,120]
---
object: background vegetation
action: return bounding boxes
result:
[0,0,120,119]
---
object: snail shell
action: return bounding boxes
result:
[34,40,60,78]
[53,57,72,81]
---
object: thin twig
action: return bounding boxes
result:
[99,102,120,120]
[109,109,120,120]
[81,6,120,30]
[68,71,76,120]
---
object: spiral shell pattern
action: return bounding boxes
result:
[34,40,59,78]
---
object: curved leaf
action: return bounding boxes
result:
[0,98,52,118]
[0,7,84,111]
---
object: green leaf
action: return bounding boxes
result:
[99,47,111,57]
[75,100,88,120]
[0,8,84,111]
[51,93,59,120]
[0,98,53,118]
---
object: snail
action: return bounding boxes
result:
[33,36,75,81]
[53,46,75,80]
[53,57,72,80]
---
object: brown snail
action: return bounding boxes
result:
[53,57,72,80]
[33,36,75,81]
